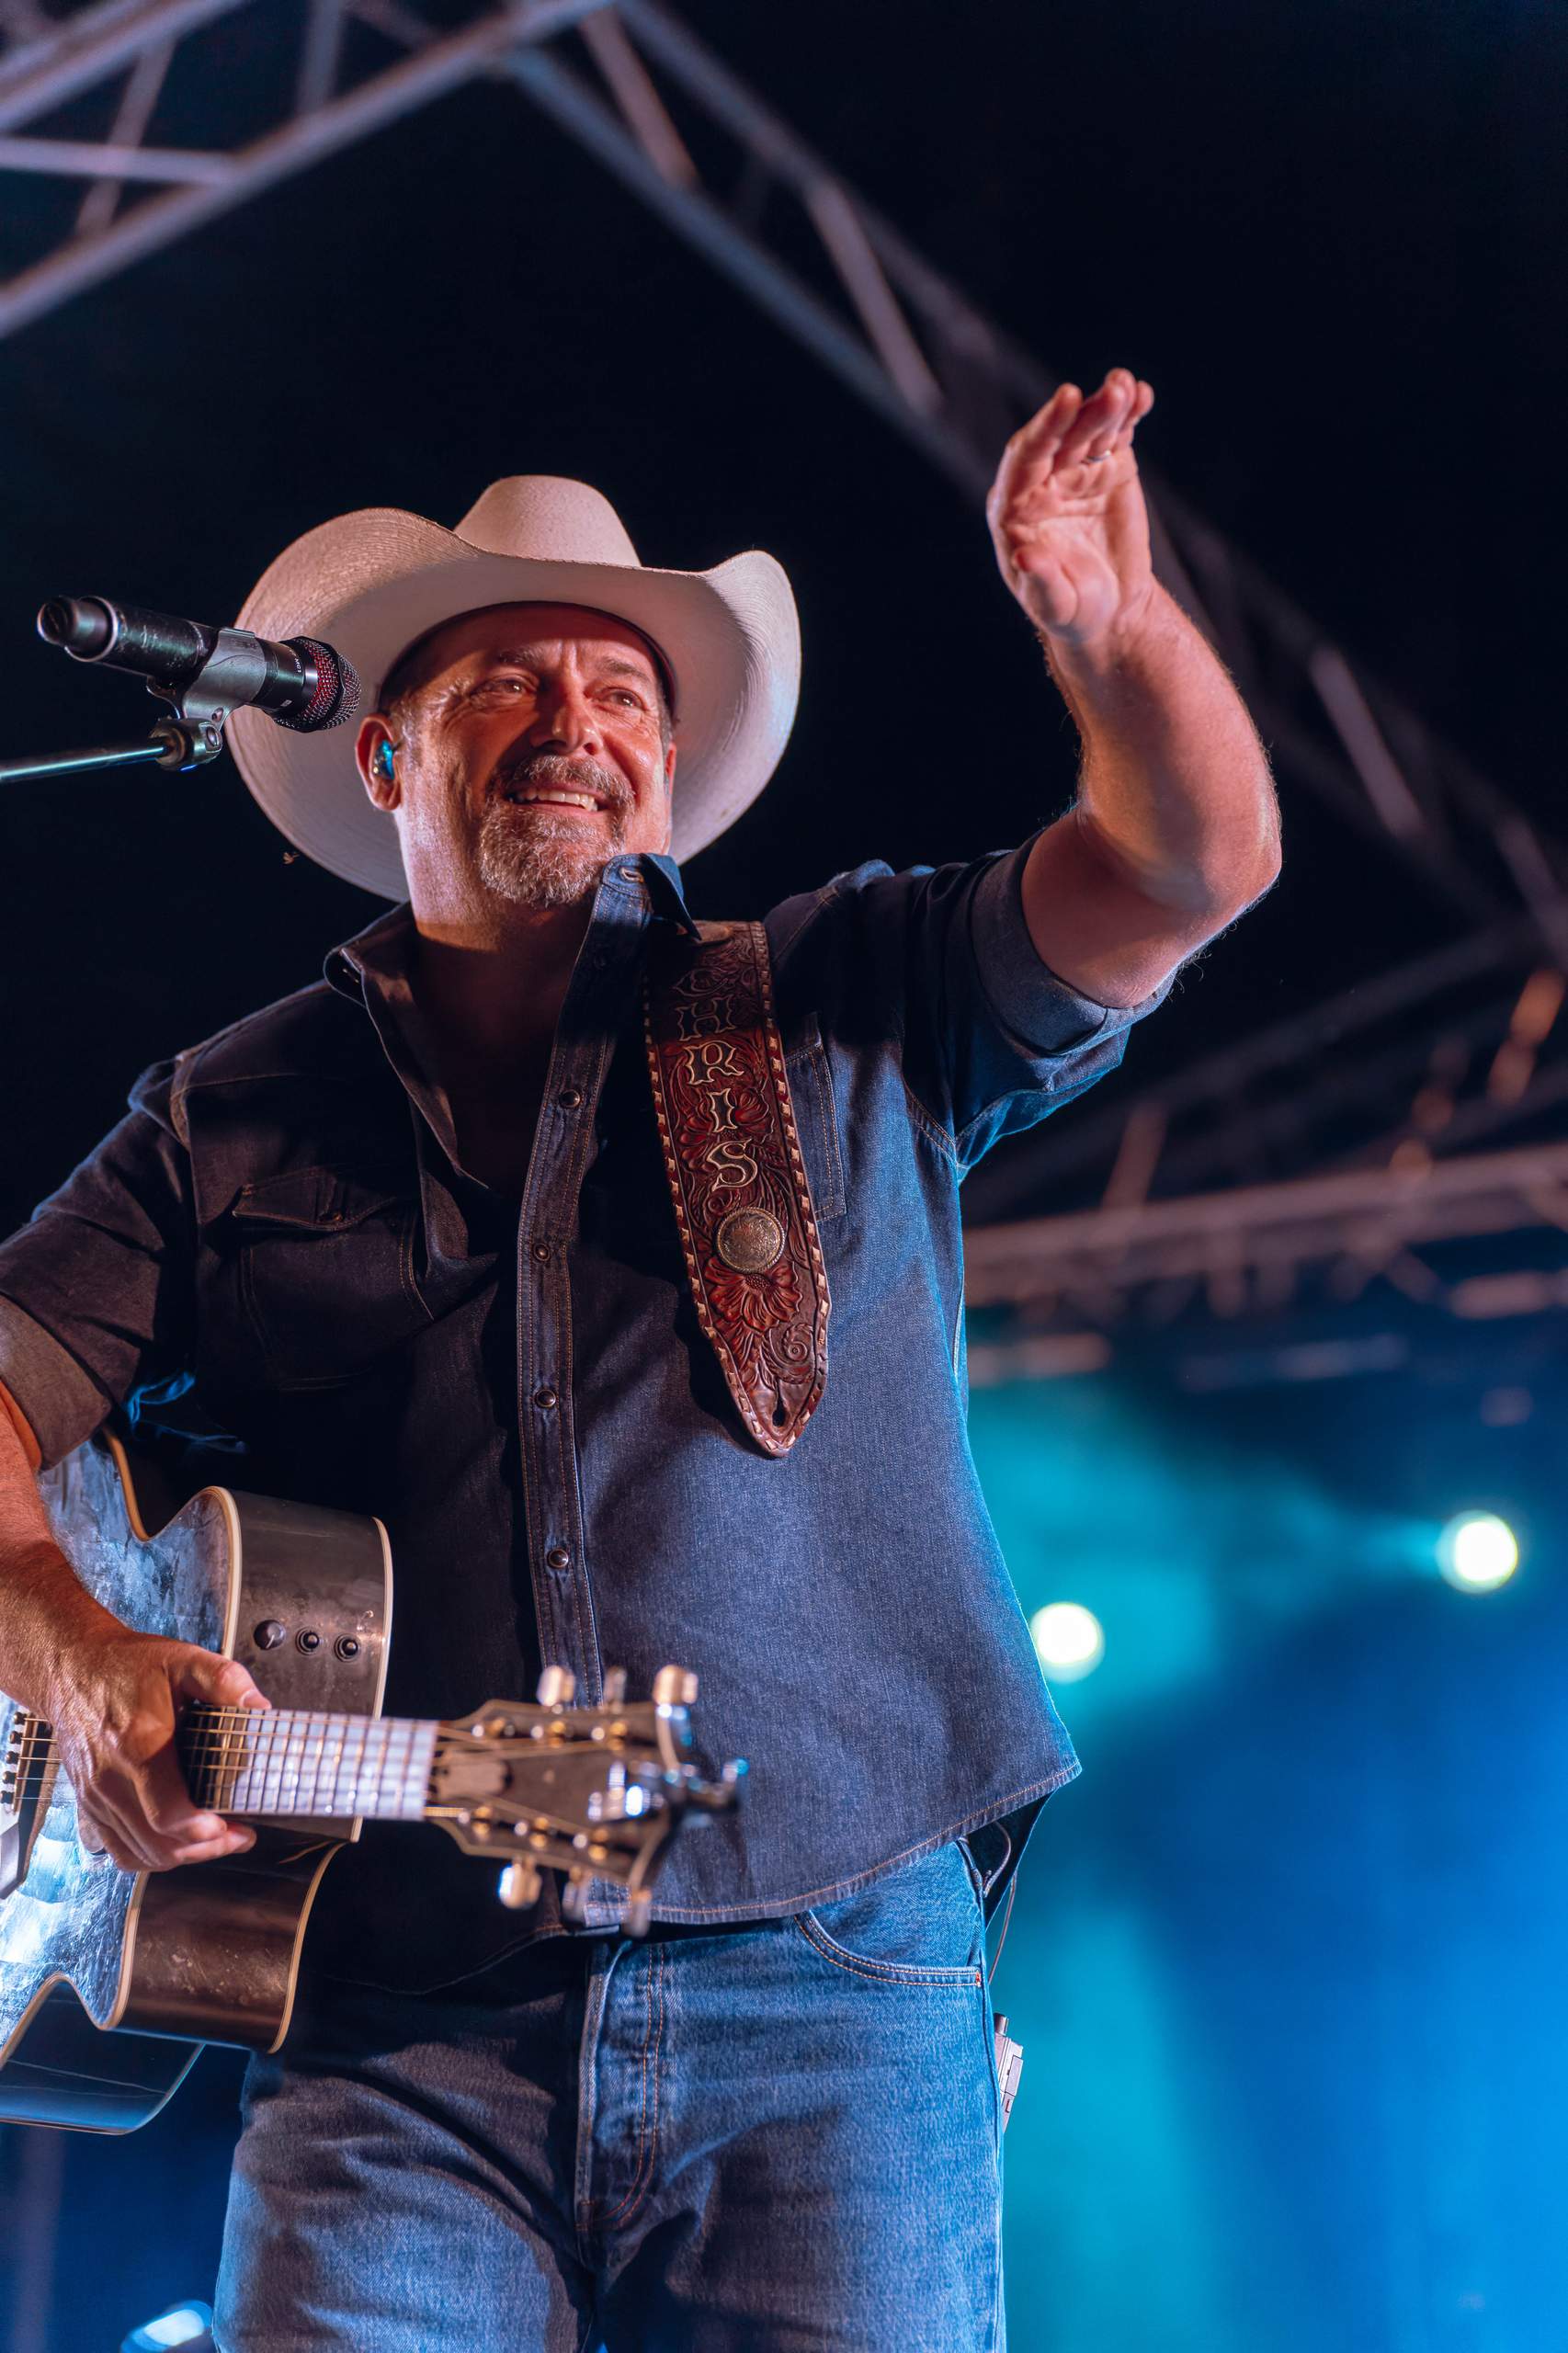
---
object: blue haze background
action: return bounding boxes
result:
[0,0,1562,2345]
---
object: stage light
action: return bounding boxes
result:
[120,2303,213,2352]
[1030,1601,1105,1681]
[1437,1512,1518,1592]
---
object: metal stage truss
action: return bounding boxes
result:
[3,0,1563,1375]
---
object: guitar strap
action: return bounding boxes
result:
[643,920,831,1459]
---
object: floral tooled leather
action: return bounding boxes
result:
[643,921,830,1456]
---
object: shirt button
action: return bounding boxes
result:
[545,1544,572,1571]
[556,1086,583,1111]
[530,1240,551,1264]
[618,862,640,881]
[533,1384,559,1410]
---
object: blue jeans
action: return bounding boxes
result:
[213,1842,1007,2351]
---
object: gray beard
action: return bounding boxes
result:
[476,760,631,909]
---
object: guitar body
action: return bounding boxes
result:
[0,1433,391,2130]
[0,1437,728,2135]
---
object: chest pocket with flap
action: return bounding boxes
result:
[228,1166,430,1388]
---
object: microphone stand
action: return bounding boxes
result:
[0,620,272,782]
[0,717,223,783]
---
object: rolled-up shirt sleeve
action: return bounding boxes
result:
[851,834,1171,1167]
[0,1058,196,1468]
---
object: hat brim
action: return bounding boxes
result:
[228,506,801,900]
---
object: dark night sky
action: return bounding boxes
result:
[1,0,1562,1228]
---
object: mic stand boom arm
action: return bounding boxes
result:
[0,721,222,783]
[0,622,276,783]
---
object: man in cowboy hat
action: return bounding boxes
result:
[0,367,1277,2347]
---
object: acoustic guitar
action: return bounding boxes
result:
[0,1431,739,2132]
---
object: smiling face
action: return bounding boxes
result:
[356,601,677,918]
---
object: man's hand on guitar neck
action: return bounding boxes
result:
[0,1403,268,1873]
[47,1630,269,1873]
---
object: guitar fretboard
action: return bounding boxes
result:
[179,1707,438,1823]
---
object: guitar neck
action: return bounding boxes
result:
[178,1705,438,1824]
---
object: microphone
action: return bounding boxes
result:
[37,596,360,734]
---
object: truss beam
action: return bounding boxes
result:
[965,1139,1568,1304]
[0,1,609,340]
[590,1,1564,933]
[2,1,1562,1256]
[962,1135,1568,1387]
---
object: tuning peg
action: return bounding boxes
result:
[601,1666,628,1706]
[626,1886,653,1937]
[497,1860,542,1910]
[537,1665,576,1707]
[653,1665,699,1706]
[561,1869,591,1924]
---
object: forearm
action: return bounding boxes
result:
[1046,581,1279,918]
[0,1402,118,1714]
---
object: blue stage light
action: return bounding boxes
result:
[1029,1600,1106,1680]
[1437,1512,1519,1592]
[121,2302,214,2352]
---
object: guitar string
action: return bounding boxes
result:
[3,1717,647,1806]
[2,1714,643,1838]
[2,1731,635,1798]
[3,1723,629,1791]
[0,1742,600,1794]
[2,1717,444,1808]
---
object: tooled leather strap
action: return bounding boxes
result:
[643,919,831,1458]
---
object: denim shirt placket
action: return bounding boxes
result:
[515,855,686,1718]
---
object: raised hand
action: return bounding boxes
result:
[986,367,1156,649]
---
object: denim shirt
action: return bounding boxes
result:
[0,842,1165,1990]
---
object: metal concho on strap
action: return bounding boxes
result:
[643,920,831,1457]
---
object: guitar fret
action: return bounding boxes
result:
[349,1712,371,1817]
[374,1719,395,1817]
[290,1713,309,1814]
[267,1712,287,1814]
[380,1719,399,1817]
[268,1710,292,1814]
[184,1705,437,1824]
[239,1714,275,1813]
[323,1714,340,1815]
[357,1720,385,1818]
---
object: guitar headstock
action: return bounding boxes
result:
[426,1664,743,1932]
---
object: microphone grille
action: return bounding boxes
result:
[276,637,362,733]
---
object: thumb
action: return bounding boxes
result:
[171,1648,270,1711]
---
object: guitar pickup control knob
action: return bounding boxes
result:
[536,1665,575,1707]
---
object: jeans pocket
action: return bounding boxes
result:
[791,1842,985,1987]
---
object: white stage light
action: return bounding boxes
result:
[1029,1601,1105,1680]
[121,2303,213,2352]
[1437,1512,1519,1592]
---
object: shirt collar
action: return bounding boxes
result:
[323,851,699,1000]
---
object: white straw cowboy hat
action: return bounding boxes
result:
[228,476,801,901]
